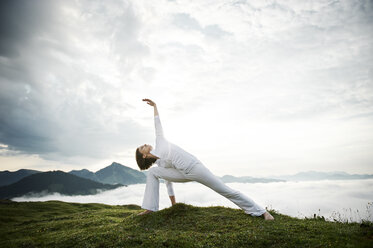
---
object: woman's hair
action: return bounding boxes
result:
[136,148,157,170]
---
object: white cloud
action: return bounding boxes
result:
[12,179,373,223]
[0,0,372,176]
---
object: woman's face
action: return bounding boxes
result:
[138,144,153,158]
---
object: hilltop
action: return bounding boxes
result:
[0,200,371,247]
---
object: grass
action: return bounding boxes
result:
[0,200,372,247]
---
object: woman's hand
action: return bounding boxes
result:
[143,98,159,117]
[142,98,156,107]
[170,195,176,205]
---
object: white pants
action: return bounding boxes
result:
[141,162,267,217]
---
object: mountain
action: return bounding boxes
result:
[69,169,100,183]
[266,171,373,181]
[219,171,373,183]
[0,162,146,187]
[0,171,123,199]
[0,169,41,187]
[95,162,146,185]
[220,175,285,183]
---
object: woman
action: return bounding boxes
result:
[136,98,274,220]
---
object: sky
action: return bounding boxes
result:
[0,0,372,177]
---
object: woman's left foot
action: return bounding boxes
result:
[137,210,153,216]
[263,211,274,220]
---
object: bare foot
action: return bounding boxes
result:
[137,210,153,216]
[263,211,274,221]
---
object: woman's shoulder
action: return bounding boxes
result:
[156,135,169,143]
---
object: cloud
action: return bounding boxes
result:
[0,0,372,175]
[12,179,373,223]
[0,0,60,58]
[172,13,232,38]
[0,0,152,162]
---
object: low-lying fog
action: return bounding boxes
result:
[12,179,373,223]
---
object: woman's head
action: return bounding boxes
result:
[136,144,157,170]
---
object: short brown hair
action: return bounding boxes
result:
[136,148,157,170]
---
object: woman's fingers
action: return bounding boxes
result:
[142,98,155,106]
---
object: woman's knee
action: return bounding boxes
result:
[147,167,161,177]
[207,183,241,198]
[224,190,241,198]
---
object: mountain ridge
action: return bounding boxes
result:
[264,170,373,181]
[1,162,146,187]
[0,170,123,199]
[0,169,41,187]
[1,166,372,188]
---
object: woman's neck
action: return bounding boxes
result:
[147,153,159,159]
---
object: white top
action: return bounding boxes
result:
[150,115,202,196]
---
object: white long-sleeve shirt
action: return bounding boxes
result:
[150,115,202,196]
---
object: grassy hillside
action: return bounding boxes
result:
[0,200,372,247]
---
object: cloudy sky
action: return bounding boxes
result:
[0,0,372,177]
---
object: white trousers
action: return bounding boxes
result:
[141,162,267,217]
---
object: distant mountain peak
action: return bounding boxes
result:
[110,162,122,167]
[269,171,373,181]
[95,162,146,185]
[70,168,90,173]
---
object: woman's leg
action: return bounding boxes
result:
[185,163,267,217]
[141,166,191,212]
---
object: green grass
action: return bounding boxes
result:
[0,200,372,247]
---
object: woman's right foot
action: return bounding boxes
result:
[263,211,274,220]
[137,210,153,216]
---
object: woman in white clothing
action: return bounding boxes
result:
[136,98,274,220]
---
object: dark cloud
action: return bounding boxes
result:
[0,0,60,155]
[0,88,58,154]
[0,0,61,58]
[0,0,152,161]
